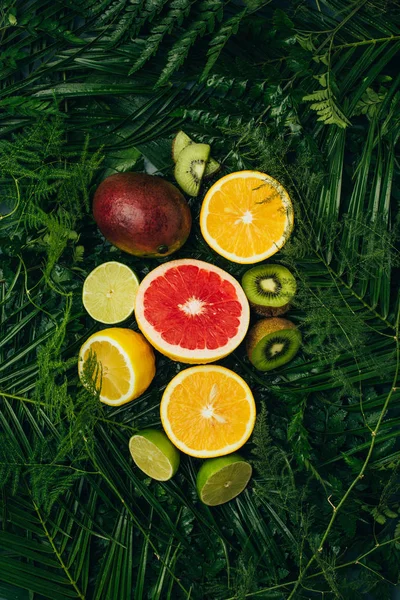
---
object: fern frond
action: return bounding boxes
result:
[128,0,193,74]
[200,9,247,81]
[156,0,225,86]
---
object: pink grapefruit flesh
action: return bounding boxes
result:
[135,259,250,364]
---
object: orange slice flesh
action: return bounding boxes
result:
[200,171,293,264]
[160,365,256,458]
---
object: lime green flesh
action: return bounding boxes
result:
[197,454,252,506]
[129,429,180,481]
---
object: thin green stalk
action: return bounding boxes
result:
[286,306,399,600]
[332,35,400,50]
[84,440,191,598]
[31,495,86,599]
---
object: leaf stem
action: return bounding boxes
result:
[332,34,400,50]
[286,305,399,599]
[31,496,86,599]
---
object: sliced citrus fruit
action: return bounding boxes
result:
[82,261,139,324]
[129,429,180,481]
[196,454,252,506]
[200,170,293,264]
[160,365,256,458]
[135,259,250,364]
[78,328,155,405]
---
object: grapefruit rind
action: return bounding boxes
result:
[200,170,294,265]
[135,259,250,364]
[160,365,256,458]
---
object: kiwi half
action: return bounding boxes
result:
[172,130,220,178]
[174,143,210,196]
[242,264,296,316]
[246,318,301,372]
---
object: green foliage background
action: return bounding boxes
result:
[0,0,399,598]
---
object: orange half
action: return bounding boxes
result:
[200,170,293,264]
[160,365,256,458]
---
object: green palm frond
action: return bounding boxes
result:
[1,0,400,598]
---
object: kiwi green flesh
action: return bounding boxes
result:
[172,131,193,162]
[249,328,301,372]
[172,130,220,178]
[174,143,210,197]
[242,264,296,309]
[204,156,221,178]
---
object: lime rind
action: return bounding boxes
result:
[197,454,252,506]
[129,429,180,481]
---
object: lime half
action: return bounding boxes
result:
[129,429,180,481]
[196,454,252,506]
[82,261,139,324]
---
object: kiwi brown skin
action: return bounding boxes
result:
[246,318,296,354]
[246,317,301,372]
[249,300,290,317]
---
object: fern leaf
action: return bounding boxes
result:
[156,0,225,87]
[128,0,192,74]
[200,9,247,81]
[303,89,329,102]
[131,0,169,36]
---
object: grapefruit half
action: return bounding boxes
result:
[135,259,250,364]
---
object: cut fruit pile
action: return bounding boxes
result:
[200,171,293,264]
[172,130,220,197]
[80,138,303,505]
[82,261,139,324]
[78,328,155,405]
[160,365,256,458]
[135,259,250,364]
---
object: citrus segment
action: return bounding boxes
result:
[82,261,139,324]
[135,259,250,364]
[200,171,293,264]
[160,365,256,458]
[129,429,180,481]
[78,328,156,405]
[196,454,252,506]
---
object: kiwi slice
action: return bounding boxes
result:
[172,130,220,178]
[242,264,296,316]
[172,130,192,162]
[174,143,210,196]
[204,156,221,178]
[246,318,301,372]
